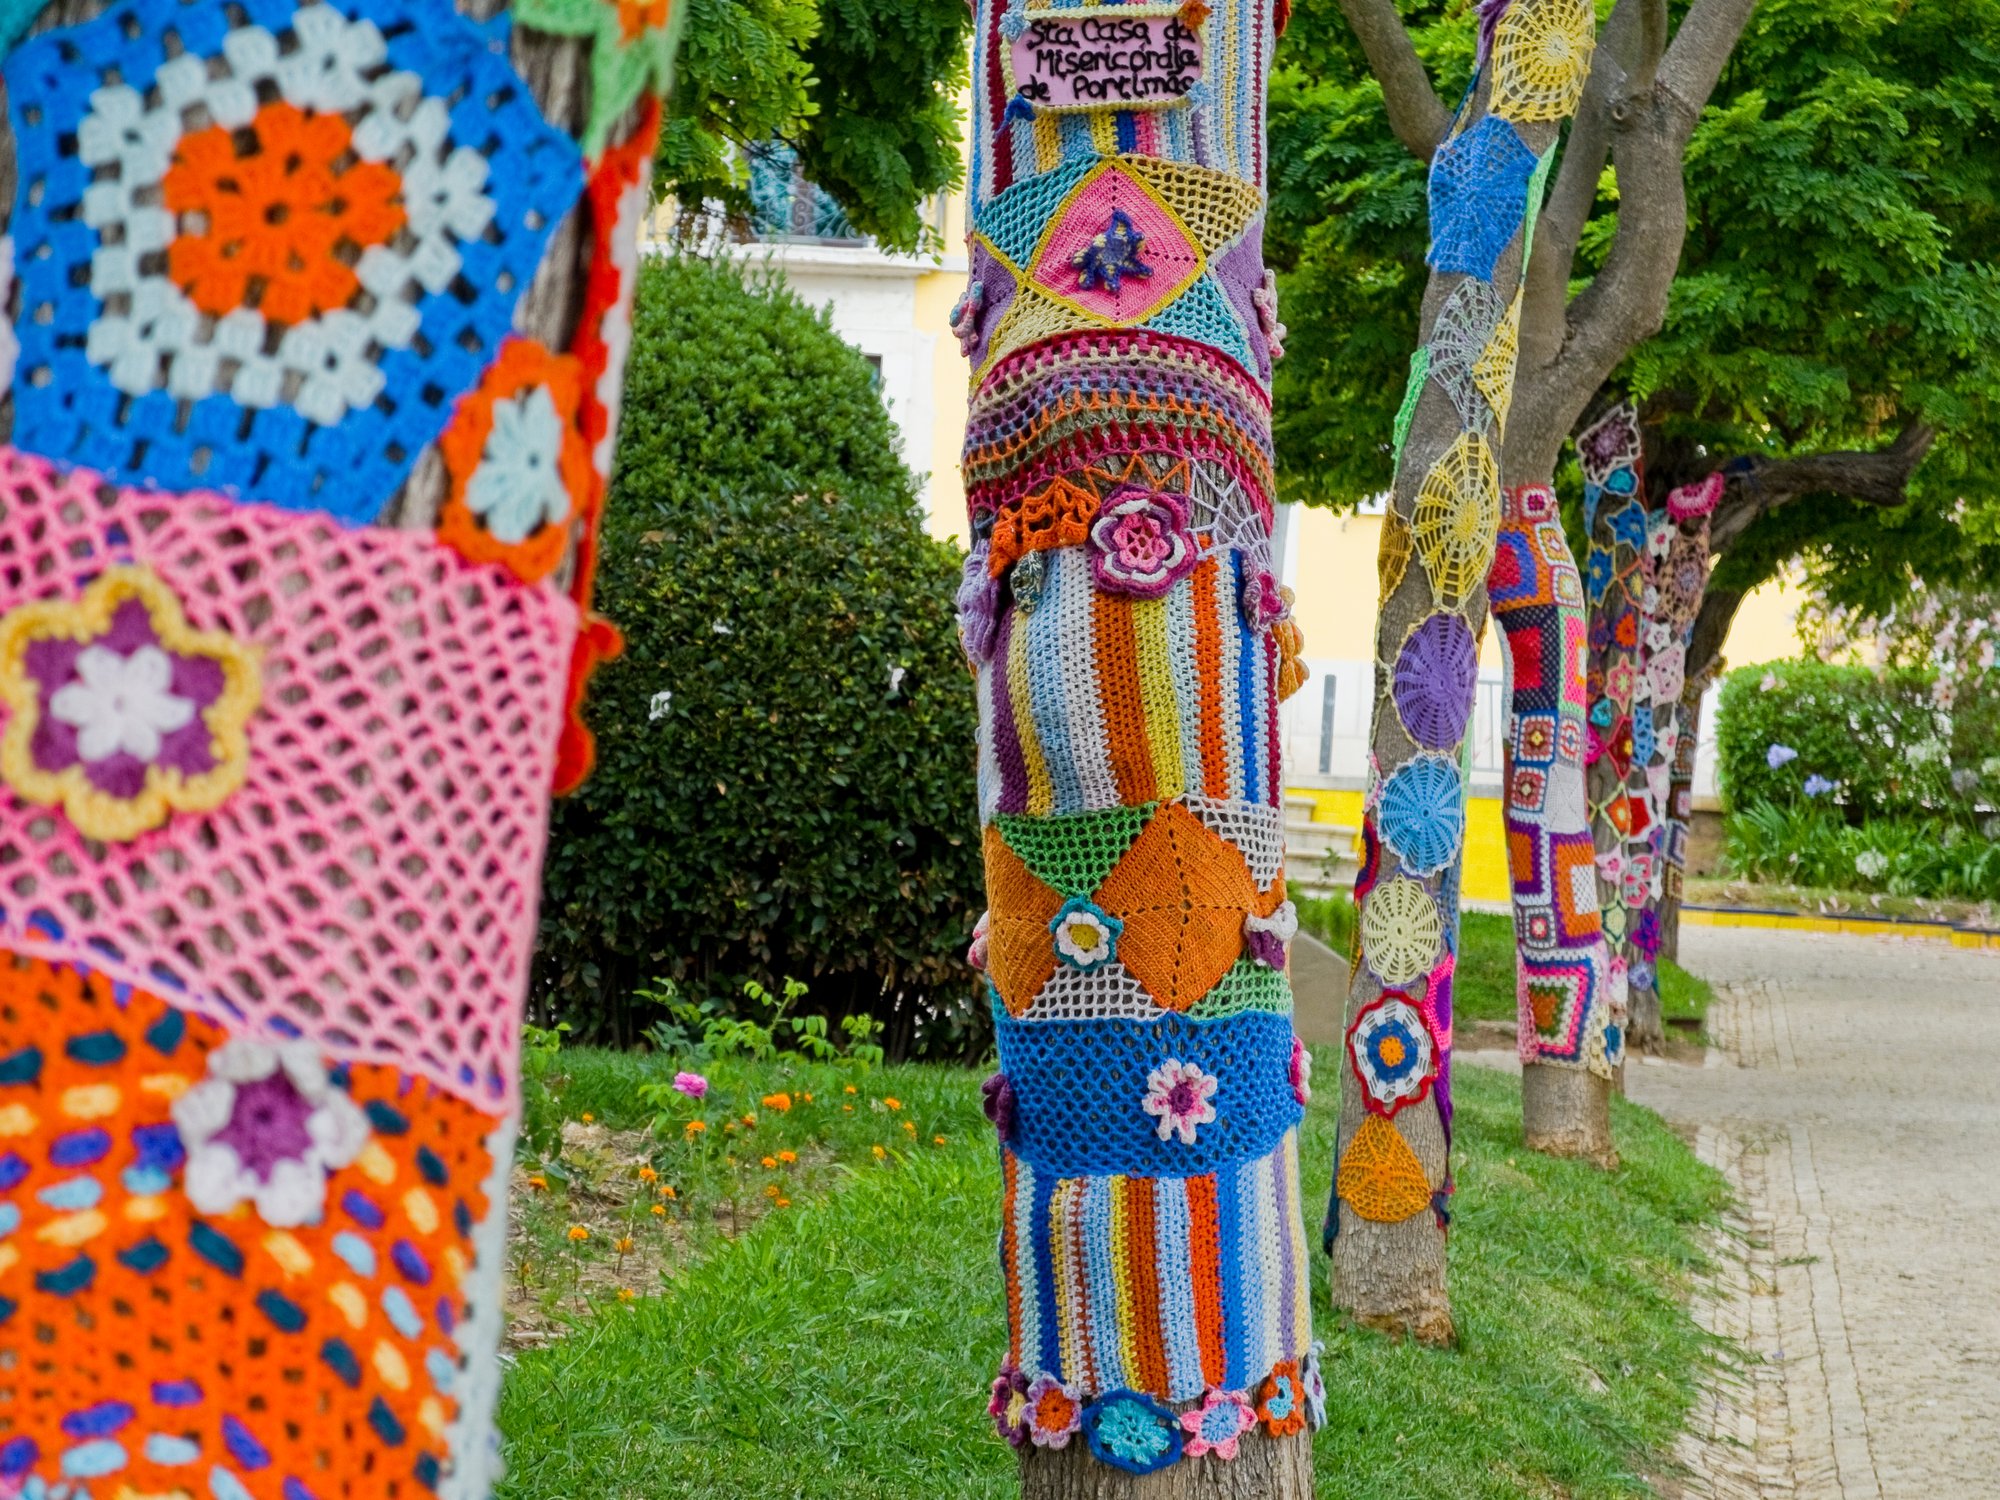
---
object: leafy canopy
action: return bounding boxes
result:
[1268,0,2000,605]
[661,0,971,251]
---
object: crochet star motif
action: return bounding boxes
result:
[1072,209,1156,295]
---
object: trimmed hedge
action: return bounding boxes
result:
[534,257,985,1059]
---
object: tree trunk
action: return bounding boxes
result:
[961,0,1318,1489]
[0,3,678,1496]
[1488,485,1619,1166]
[1576,402,1652,1055]
[1333,0,1595,1339]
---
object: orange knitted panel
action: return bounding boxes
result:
[1093,802,1258,1009]
[984,824,1065,1013]
[1335,1114,1433,1224]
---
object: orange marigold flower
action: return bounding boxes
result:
[684,1120,707,1137]
[802,1092,814,1103]
[764,1184,780,1199]
[638,1166,658,1183]
[566,1225,589,1242]
[843,1105,854,1113]
[742,1113,757,1127]
[527,1175,549,1191]
[844,1085,858,1095]
[902,1121,917,1135]
[615,1236,634,1254]
[650,1203,667,1217]
[934,1135,947,1146]
[581,1113,595,1123]
[775,1197,792,1209]
[661,1184,678,1200]
[871,1145,887,1160]
[617,1287,637,1303]
[761,1092,793,1112]
[883,1097,902,1111]
[777,1150,798,1165]
[761,1156,777,1170]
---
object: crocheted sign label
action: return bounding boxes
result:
[1008,4,1205,112]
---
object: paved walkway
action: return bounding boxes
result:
[1628,926,2000,1500]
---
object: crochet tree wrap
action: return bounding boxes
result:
[966,0,1320,1472]
[0,4,682,1497]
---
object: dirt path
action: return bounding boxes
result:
[1630,926,2000,1500]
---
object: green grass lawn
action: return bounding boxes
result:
[1297,895,1716,1033]
[498,1048,1727,1500]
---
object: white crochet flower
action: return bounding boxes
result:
[172,1038,371,1229]
[1142,1060,1219,1146]
[50,644,195,763]
[464,386,572,544]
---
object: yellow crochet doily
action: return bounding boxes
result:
[1491,0,1595,124]
[1411,432,1500,609]
[1359,875,1442,985]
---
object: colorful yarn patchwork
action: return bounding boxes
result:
[4,0,581,521]
[0,954,508,1500]
[0,447,573,1112]
[977,549,1282,821]
[968,0,1309,1465]
[1489,486,1617,1076]
[998,1131,1313,1402]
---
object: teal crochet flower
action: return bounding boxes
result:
[1083,1391,1182,1475]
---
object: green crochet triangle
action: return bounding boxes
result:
[1392,346,1430,469]
[995,804,1155,896]
[1521,142,1559,271]
[1188,959,1294,1020]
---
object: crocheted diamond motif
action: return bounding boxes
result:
[4,0,581,522]
[1426,114,1537,280]
[1031,161,1204,325]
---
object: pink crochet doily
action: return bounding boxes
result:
[0,447,574,1110]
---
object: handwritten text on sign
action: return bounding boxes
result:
[1010,14,1204,110]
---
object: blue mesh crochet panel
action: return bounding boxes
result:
[996,1005,1302,1177]
[5,0,581,524]
[1426,114,1537,281]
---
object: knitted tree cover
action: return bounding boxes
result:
[1488,486,1619,1076]
[1330,0,1591,1330]
[964,0,1324,1473]
[0,5,682,1497]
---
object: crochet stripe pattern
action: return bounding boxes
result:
[1488,485,1619,1076]
[966,0,1321,1471]
[0,4,684,1497]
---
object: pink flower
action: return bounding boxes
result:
[1180,1387,1256,1459]
[1142,1059,1219,1146]
[1088,487,1195,599]
[1288,1035,1312,1106]
[672,1071,709,1100]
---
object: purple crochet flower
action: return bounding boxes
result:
[1089,487,1195,599]
[981,1070,1016,1140]
[989,1364,1031,1449]
[1239,564,1288,632]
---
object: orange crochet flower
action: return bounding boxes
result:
[164,101,405,325]
[1256,1360,1309,1437]
[437,339,592,585]
[617,0,672,40]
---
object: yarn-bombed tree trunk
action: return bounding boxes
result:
[959,0,1324,1490]
[1331,0,1592,1342]
[0,3,679,1496]
[1487,485,1620,1164]
[1576,403,1653,1056]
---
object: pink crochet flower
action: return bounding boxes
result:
[1142,1059,1219,1146]
[1288,1035,1312,1106]
[1180,1387,1257,1459]
[1089,487,1195,599]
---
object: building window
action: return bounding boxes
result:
[746,141,865,245]
[864,353,884,391]
[1318,673,1336,775]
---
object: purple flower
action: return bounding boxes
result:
[989,1364,1031,1449]
[672,1071,708,1100]
[980,1071,1016,1140]
[1803,774,1834,797]
[1766,743,1799,770]
[1088,487,1196,599]
[956,544,1000,665]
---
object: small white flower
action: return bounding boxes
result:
[1142,1059,1219,1146]
[1050,899,1121,970]
[465,385,571,545]
[1854,851,1889,880]
[649,689,673,722]
[50,644,195,763]
[172,1038,371,1229]
[887,664,907,698]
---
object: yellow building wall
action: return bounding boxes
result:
[1289,785,1512,905]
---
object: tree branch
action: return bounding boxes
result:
[1337,0,1450,161]
[1632,0,1670,91]
[1708,422,1937,551]
[1656,0,1758,120]
[1686,586,1745,687]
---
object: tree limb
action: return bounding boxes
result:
[1656,0,1758,120]
[1337,0,1450,161]
[1686,585,1745,686]
[1632,0,1670,92]
[1709,422,1937,551]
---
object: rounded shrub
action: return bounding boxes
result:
[536,256,984,1058]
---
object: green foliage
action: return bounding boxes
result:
[1268,0,2000,602]
[497,1059,1726,1499]
[519,1022,573,1168]
[1714,660,1961,815]
[660,0,970,250]
[637,976,886,1069]
[1723,801,2000,901]
[537,258,984,1059]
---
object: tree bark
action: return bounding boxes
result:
[0,4,678,1498]
[1332,0,1594,1340]
[962,0,1318,1489]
